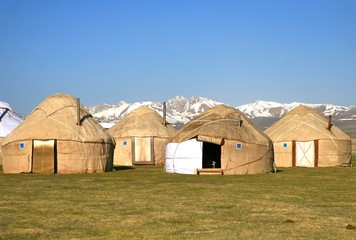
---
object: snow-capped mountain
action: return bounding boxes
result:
[238,100,356,120]
[86,96,223,128]
[86,97,356,130]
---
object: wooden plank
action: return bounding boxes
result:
[195,168,223,175]
[292,140,296,167]
[314,140,319,167]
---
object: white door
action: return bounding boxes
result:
[295,141,315,167]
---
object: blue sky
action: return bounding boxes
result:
[1,0,355,115]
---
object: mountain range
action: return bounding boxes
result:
[86,96,356,137]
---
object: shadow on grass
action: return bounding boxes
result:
[113,166,135,171]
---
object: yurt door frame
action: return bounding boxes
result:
[32,139,57,173]
[202,142,221,168]
[131,136,154,165]
[292,140,319,167]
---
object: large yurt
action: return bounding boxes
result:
[166,104,274,175]
[265,105,352,167]
[109,106,176,166]
[2,93,115,174]
[0,101,24,165]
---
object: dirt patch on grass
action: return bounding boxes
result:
[12,227,45,235]
[346,224,356,230]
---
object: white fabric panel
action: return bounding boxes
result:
[0,102,24,137]
[165,158,175,173]
[165,139,203,174]
[172,157,202,174]
[296,141,315,167]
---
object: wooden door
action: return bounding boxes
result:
[32,140,56,173]
[132,137,154,164]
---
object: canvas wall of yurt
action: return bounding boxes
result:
[265,105,352,167]
[2,93,115,174]
[0,101,24,165]
[109,106,176,166]
[166,104,274,175]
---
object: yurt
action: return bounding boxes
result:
[265,105,352,167]
[166,104,274,175]
[2,93,115,174]
[0,101,24,165]
[109,106,176,166]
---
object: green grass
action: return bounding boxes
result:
[1,166,356,240]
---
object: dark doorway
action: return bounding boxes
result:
[202,142,221,168]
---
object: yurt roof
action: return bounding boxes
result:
[0,101,24,137]
[3,93,114,145]
[170,104,271,145]
[265,105,350,142]
[109,106,176,137]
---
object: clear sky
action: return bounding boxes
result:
[1,0,355,115]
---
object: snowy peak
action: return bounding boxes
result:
[169,96,223,116]
[238,100,289,118]
[167,96,222,112]
[238,100,355,120]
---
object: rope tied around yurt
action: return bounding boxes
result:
[223,144,274,172]
[273,114,348,154]
[174,118,241,143]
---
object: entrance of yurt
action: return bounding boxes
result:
[292,140,319,167]
[132,137,154,165]
[32,140,57,173]
[202,142,221,168]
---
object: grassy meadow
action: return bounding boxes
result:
[1,163,356,240]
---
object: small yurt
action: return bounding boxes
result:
[2,93,115,174]
[109,106,176,166]
[166,104,274,175]
[265,105,352,167]
[0,101,24,165]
